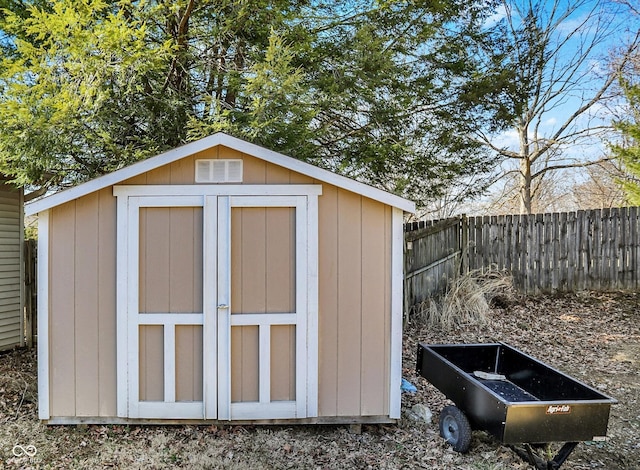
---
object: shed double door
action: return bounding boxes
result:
[115,186,319,420]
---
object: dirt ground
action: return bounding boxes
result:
[1,291,638,469]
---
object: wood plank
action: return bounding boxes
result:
[139,325,164,401]
[575,211,585,291]
[230,325,259,402]
[360,198,386,416]
[383,205,392,416]
[469,216,479,271]
[620,207,629,286]
[534,213,543,293]
[238,207,267,314]
[97,187,117,416]
[496,215,504,270]
[74,192,100,416]
[169,155,196,185]
[557,212,569,292]
[611,208,620,288]
[169,207,202,313]
[241,154,267,184]
[596,209,605,290]
[141,208,171,313]
[266,161,291,184]
[270,325,295,401]
[50,202,77,416]
[317,184,338,416]
[542,213,552,293]
[266,207,295,313]
[336,189,362,416]
[176,325,203,402]
[481,215,490,271]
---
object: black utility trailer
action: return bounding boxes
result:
[416,342,617,470]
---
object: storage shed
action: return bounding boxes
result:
[0,177,24,352]
[26,133,415,425]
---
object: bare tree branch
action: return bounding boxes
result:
[475,0,640,214]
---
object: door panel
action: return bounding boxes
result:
[230,325,260,403]
[230,207,296,315]
[138,325,164,402]
[222,198,306,420]
[175,325,204,402]
[139,207,203,314]
[271,325,296,401]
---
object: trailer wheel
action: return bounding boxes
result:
[439,406,472,453]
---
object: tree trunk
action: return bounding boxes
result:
[518,124,533,215]
[519,157,532,214]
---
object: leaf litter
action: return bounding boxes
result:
[1,291,639,469]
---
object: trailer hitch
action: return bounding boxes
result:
[510,442,579,470]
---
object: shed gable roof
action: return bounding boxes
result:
[25,133,415,216]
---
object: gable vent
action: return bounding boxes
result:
[195,159,243,183]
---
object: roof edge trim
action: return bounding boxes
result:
[25,133,415,215]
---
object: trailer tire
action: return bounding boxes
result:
[439,406,472,453]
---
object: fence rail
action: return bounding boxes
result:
[404,207,640,306]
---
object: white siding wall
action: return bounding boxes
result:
[0,180,23,351]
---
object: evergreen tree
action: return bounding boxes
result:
[612,79,640,203]
[0,0,495,207]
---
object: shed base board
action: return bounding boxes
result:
[43,416,396,426]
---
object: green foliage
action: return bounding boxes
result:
[0,0,498,206]
[612,79,640,203]
[0,0,177,187]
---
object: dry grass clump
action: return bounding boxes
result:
[412,268,515,330]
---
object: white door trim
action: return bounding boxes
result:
[115,185,321,421]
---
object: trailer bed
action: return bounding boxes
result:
[416,342,616,445]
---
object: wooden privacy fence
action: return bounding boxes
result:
[404,217,465,312]
[24,239,37,347]
[405,207,640,305]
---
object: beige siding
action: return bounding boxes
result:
[360,198,390,415]
[0,182,23,351]
[46,145,393,419]
[97,188,117,415]
[48,188,119,417]
[74,192,100,416]
[336,189,363,415]
[317,187,392,417]
[318,184,339,415]
[50,201,77,416]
